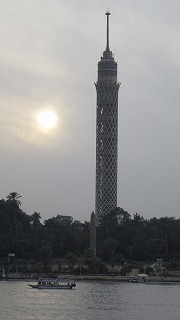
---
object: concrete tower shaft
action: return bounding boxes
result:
[95,12,120,223]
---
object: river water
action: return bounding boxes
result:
[0,280,180,320]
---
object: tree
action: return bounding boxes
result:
[64,252,77,274]
[103,238,118,274]
[30,212,41,227]
[6,192,22,205]
[29,212,44,254]
[44,215,88,257]
[37,245,52,271]
[83,249,96,273]
[97,207,132,258]
[6,192,22,251]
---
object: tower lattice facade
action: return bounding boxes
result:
[95,12,120,222]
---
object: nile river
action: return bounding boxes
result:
[0,280,180,320]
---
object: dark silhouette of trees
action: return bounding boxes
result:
[102,238,118,273]
[29,212,44,255]
[64,252,78,273]
[1,193,180,267]
[6,192,22,252]
[37,245,52,271]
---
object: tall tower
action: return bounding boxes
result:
[95,12,120,223]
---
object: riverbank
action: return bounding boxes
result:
[3,273,180,283]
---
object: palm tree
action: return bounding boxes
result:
[30,212,41,226]
[6,192,22,206]
[6,192,22,251]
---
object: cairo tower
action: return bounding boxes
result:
[95,12,120,223]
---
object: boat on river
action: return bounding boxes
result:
[28,277,76,289]
[129,274,150,283]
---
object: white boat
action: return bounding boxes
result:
[28,277,76,289]
[129,274,150,283]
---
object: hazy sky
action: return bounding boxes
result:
[0,0,180,222]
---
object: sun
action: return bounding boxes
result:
[37,110,58,129]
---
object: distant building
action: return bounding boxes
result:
[95,12,120,222]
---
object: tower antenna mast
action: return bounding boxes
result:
[105,10,111,51]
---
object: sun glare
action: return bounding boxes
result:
[37,110,58,129]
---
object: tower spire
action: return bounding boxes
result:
[105,10,110,52]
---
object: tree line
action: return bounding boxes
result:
[1,192,180,269]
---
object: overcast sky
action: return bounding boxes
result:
[0,0,180,223]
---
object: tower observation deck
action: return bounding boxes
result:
[95,12,120,223]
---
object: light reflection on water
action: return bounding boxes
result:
[0,280,180,320]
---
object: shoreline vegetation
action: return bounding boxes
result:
[2,194,180,281]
